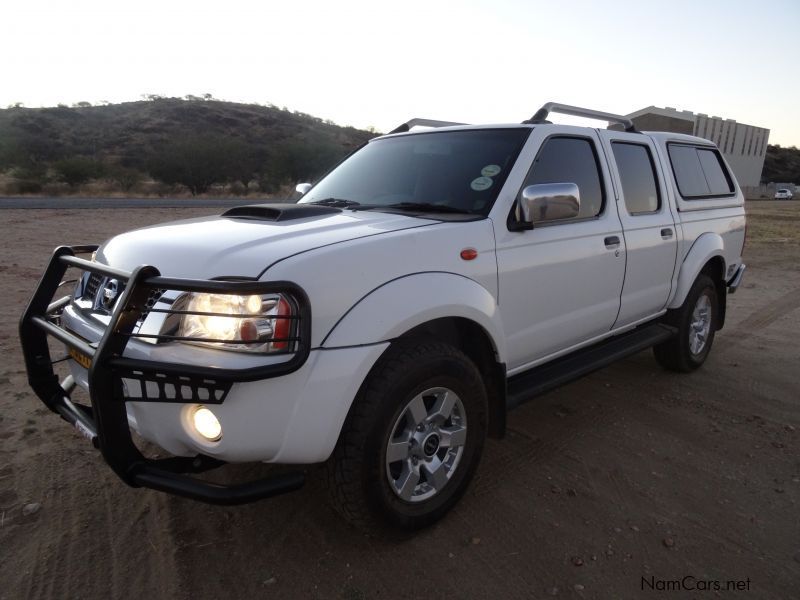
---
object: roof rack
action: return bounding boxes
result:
[388,118,468,135]
[523,102,637,132]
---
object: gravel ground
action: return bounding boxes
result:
[0,201,798,599]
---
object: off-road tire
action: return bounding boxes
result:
[654,273,718,372]
[325,340,487,530]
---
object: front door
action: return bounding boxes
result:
[494,127,626,372]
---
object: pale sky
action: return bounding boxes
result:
[3,0,799,146]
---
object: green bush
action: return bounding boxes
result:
[106,165,142,192]
[8,179,43,194]
[266,140,346,184]
[8,164,48,194]
[148,136,231,195]
[53,157,104,188]
[148,136,267,196]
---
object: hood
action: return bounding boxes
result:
[98,207,433,278]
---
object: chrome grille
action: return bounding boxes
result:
[78,273,165,326]
[83,272,103,302]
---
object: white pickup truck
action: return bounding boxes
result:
[20,102,746,530]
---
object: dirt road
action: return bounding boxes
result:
[1,201,798,599]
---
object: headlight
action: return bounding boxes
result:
[174,292,296,353]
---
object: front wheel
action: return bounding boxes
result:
[654,273,718,372]
[325,340,487,530]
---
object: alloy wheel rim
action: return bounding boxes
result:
[385,387,467,503]
[689,294,712,355]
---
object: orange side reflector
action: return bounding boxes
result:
[272,297,291,349]
[460,248,478,261]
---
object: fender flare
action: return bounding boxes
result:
[668,232,726,309]
[322,272,506,363]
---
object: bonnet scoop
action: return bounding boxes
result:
[222,203,342,222]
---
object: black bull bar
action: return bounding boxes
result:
[19,245,308,505]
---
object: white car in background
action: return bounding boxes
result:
[774,188,793,200]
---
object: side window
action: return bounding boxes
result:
[611,142,660,214]
[697,148,734,195]
[521,137,604,221]
[668,144,734,199]
[668,145,709,196]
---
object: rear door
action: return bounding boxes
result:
[599,130,678,327]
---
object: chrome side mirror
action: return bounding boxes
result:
[295,182,312,195]
[520,183,580,224]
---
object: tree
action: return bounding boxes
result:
[148,136,235,195]
[224,141,267,194]
[267,139,346,184]
[763,145,800,184]
[148,136,267,195]
[53,157,103,187]
[1,124,65,166]
[0,138,14,170]
[106,165,142,192]
[10,164,48,193]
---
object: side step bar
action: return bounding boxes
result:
[507,323,676,410]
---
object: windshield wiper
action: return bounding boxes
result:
[354,202,474,215]
[308,198,362,208]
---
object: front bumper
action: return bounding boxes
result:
[19,245,312,505]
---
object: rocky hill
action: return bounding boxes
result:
[763,144,800,185]
[0,98,376,196]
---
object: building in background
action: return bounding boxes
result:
[626,106,769,188]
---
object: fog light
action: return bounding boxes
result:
[192,406,222,441]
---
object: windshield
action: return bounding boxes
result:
[298,128,530,216]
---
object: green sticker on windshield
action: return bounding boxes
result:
[481,164,502,177]
[470,176,493,191]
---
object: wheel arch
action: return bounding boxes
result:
[699,255,727,330]
[322,272,506,359]
[337,317,507,446]
[324,273,508,448]
[396,317,506,439]
[668,233,727,328]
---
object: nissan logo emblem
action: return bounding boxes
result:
[102,279,119,309]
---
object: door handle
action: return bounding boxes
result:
[660,228,674,239]
[604,235,620,249]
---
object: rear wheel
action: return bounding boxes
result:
[654,273,718,372]
[326,340,487,530]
